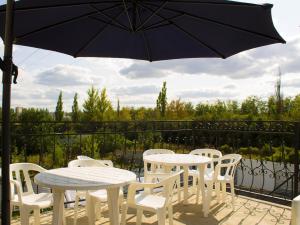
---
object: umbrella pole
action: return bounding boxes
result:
[1,0,14,224]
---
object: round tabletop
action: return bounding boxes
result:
[34,167,136,190]
[143,153,211,166]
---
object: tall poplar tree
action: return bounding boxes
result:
[55,91,64,121]
[83,86,99,121]
[156,81,167,118]
[97,88,112,121]
[117,98,120,120]
[71,93,80,122]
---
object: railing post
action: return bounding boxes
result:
[294,122,300,198]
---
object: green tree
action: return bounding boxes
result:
[55,91,64,121]
[71,93,80,122]
[83,86,99,121]
[97,88,113,121]
[156,81,167,118]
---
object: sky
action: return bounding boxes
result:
[0,0,300,112]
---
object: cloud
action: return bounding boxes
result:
[223,84,237,90]
[178,89,236,99]
[112,85,160,96]
[119,36,300,80]
[283,78,300,88]
[120,63,168,79]
[35,64,101,86]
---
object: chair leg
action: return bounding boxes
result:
[157,209,166,225]
[73,195,80,225]
[10,205,13,219]
[204,182,213,217]
[120,203,128,225]
[20,207,30,225]
[230,181,235,209]
[222,183,226,202]
[34,208,41,225]
[177,177,181,202]
[192,175,197,193]
[136,209,143,225]
[168,205,174,225]
[94,200,102,220]
[215,182,220,203]
[196,178,200,204]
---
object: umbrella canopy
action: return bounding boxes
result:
[0,0,286,225]
[0,0,285,61]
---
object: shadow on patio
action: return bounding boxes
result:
[11,194,291,225]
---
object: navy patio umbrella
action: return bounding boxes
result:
[0,0,285,224]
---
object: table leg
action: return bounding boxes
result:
[52,189,65,225]
[107,187,121,225]
[198,164,211,216]
[198,165,206,203]
[86,192,95,225]
[183,166,189,204]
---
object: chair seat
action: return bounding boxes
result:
[201,173,232,183]
[12,193,53,208]
[189,169,214,178]
[134,193,166,210]
[89,189,123,201]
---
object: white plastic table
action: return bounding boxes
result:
[143,153,211,216]
[34,167,136,225]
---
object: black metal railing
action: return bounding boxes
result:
[2,120,300,205]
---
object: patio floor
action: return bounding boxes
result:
[11,193,291,225]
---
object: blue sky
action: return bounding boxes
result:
[0,0,300,111]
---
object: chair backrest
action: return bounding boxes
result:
[143,149,175,157]
[10,163,46,196]
[143,149,175,176]
[190,148,222,173]
[68,159,107,168]
[77,155,92,160]
[160,171,183,206]
[77,155,114,167]
[216,154,242,179]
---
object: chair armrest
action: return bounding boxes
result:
[127,181,164,205]
[10,180,23,203]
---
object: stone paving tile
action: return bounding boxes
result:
[11,194,291,225]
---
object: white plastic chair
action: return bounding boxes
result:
[10,163,53,225]
[77,155,114,167]
[143,149,176,182]
[292,195,300,225]
[121,170,183,225]
[205,154,242,210]
[188,149,222,202]
[143,149,181,200]
[68,159,123,225]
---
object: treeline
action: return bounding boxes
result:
[7,80,300,122]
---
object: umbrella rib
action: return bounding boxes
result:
[16,4,122,40]
[89,16,129,31]
[122,0,134,31]
[136,7,152,61]
[89,4,129,31]
[142,13,185,31]
[138,2,225,58]
[73,9,125,57]
[136,1,168,32]
[145,2,285,43]
[143,1,260,8]
[0,1,123,12]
